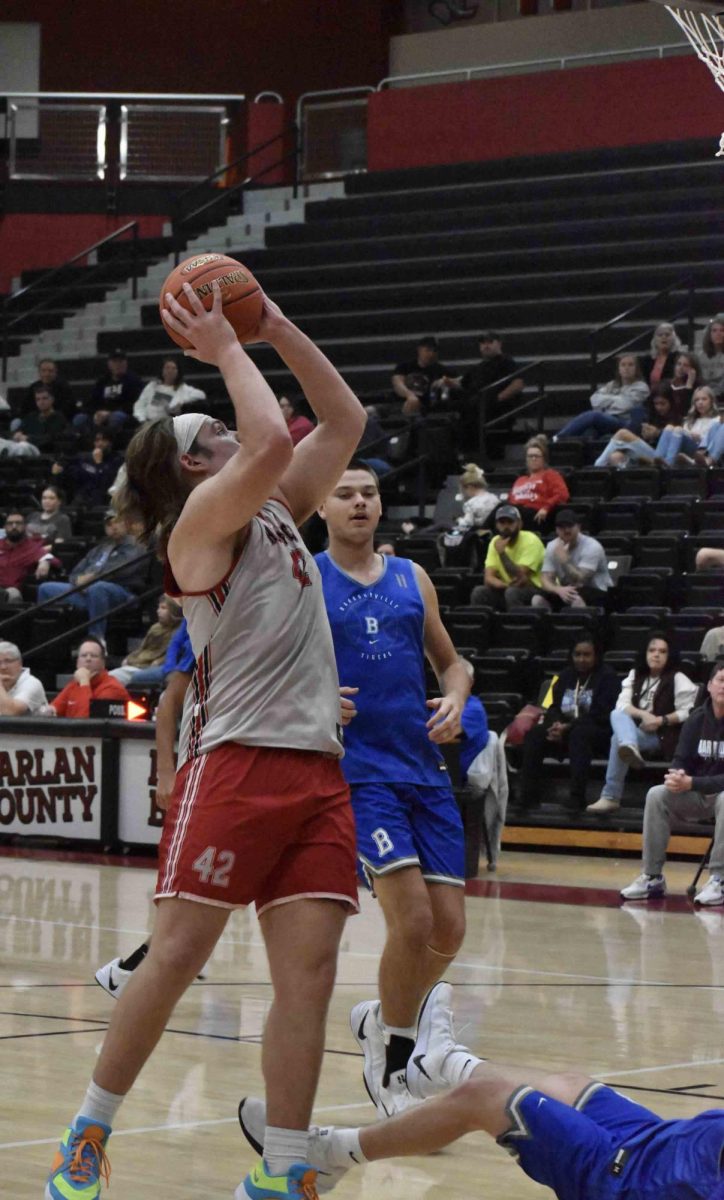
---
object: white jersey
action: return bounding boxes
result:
[172,499,342,767]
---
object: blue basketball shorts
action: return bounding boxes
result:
[499,1083,724,1200]
[349,781,465,887]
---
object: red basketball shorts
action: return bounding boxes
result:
[155,743,359,915]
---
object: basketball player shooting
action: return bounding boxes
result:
[316,462,471,1118]
[45,280,366,1200]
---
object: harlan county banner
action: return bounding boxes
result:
[0,735,102,838]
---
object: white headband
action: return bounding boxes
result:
[173,413,209,456]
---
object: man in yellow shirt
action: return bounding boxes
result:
[470,504,545,609]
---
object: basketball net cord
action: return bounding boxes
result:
[665,5,724,154]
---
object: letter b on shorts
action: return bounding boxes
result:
[371,826,394,857]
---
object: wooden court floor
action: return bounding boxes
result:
[1,848,723,1199]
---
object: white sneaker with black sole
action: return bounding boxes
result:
[238,1097,356,1194]
[94,956,134,998]
[620,873,666,901]
[350,999,419,1117]
[407,982,477,1100]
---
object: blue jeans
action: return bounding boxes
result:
[109,664,165,688]
[594,436,654,467]
[37,580,134,639]
[705,423,724,464]
[655,429,698,465]
[602,710,661,801]
[557,411,624,440]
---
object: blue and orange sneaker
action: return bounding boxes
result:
[45,1116,111,1199]
[235,1160,319,1200]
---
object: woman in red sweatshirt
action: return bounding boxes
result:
[508,435,569,532]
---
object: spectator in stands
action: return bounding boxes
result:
[13,387,71,455]
[695,408,724,468]
[534,509,612,611]
[586,630,698,814]
[695,544,724,572]
[278,394,315,445]
[698,312,724,398]
[655,385,719,465]
[356,410,393,476]
[133,357,206,424]
[440,463,499,567]
[640,322,682,390]
[553,354,648,442]
[18,358,75,419]
[109,595,183,689]
[0,640,47,714]
[508,435,569,530]
[42,638,131,718]
[700,621,724,661]
[0,511,60,603]
[470,504,545,609]
[26,485,73,546]
[391,336,449,416]
[78,348,144,438]
[620,659,724,905]
[35,512,147,641]
[446,331,524,449]
[593,384,683,467]
[518,635,620,812]
[668,350,701,413]
[52,430,124,508]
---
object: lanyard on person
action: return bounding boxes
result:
[574,676,591,719]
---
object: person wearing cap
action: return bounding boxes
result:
[534,510,612,611]
[470,505,545,609]
[391,336,450,416]
[76,348,144,441]
[444,332,524,451]
[36,512,147,640]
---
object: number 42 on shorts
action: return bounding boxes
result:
[191,846,236,887]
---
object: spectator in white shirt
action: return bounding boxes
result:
[0,641,47,715]
[133,358,206,424]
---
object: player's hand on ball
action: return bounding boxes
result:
[426,695,462,743]
[339,685,359,726]
[237,294,288,346]
[162,281,237,364]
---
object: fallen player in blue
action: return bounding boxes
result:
[239,982,723,1199]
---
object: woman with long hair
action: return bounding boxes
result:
[699,312,724,398]
[587,630,698,813]
[640,322,683,389]
[46,281,367,1200]
[554,353,648,441]
[25,484,72,545]
[518,635,621,812]
[593,384,683,468]
[133,356,206,423]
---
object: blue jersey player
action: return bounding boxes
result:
[239,981,724,1199]
[316,462,471,1117]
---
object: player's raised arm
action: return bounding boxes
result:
[161,284,293,551]
[414,564,471,743]
[264,310,367,525]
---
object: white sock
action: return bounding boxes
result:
[263,1127,310,1176]
[75,1080,125,1129]
[382,1022,417,1042]
[326,1127,366,1168]
[441,1048,484,1086]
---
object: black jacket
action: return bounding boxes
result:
[547,664,621,731]
[672,699,724,793]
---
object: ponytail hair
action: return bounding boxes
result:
[113,417,190,554]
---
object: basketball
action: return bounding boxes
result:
[159,252,263,349]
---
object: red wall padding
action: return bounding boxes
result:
[367,56,723,171]
[0,214,166,293]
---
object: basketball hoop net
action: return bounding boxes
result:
[664,4,724,154]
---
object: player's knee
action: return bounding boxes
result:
[430,909,466,956]
[147,930,209,983]
[388,901,434,949]
[453,1076,502,1131]
[645,784,671,811]
[540,1070,592,1105]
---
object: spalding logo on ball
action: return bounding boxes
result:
[159,253,263,350]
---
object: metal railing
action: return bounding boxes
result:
[377,40,690,90]
[1,221,140,383]
[0,548,162,663]
[589,275,696,389]
[171,123,300,262]
[476,359,547,457]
